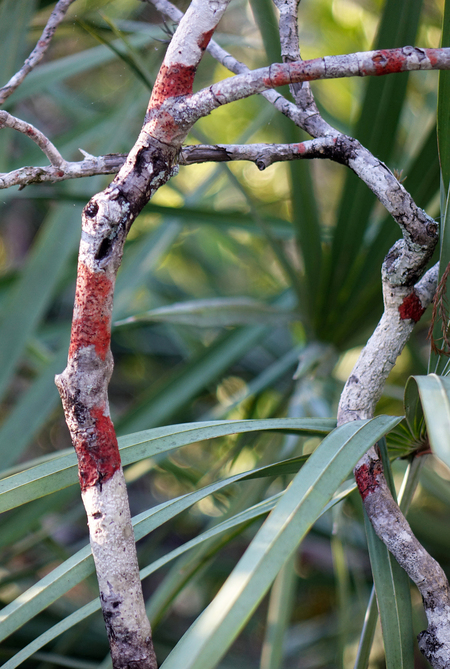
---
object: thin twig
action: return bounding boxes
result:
[0,0,77,105]
[0,152,127,189]
[0,140,339,189]
[0,110,66,167]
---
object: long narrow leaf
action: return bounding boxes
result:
[438,0,450,193]
[160,416,402,669]
[405,374,450,468]
[0,418,335,513]
[115,297,294,328]
[0,204,81,404]
[0,433,333,642]
[1,480,358,669]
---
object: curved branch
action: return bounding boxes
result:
[0,0,77,105]
[0,110,66,167]
[337,262,450,668]
[54,2,230,667]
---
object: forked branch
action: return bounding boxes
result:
[2,0,445,666]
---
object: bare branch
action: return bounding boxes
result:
[146,0,324,133]
[180,138,336,168]
[0,153,127,189]
[185,47,450,120]
[0,0,77,105]
[273,0,335,137]
[0,140,339,189]
[54,2,231,667]
[0,110,66,167]
[337,261,450,668]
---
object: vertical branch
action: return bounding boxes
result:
[55,2,230,667]
[273,2,450,665]
[273,0,335,137]
[337,261,450,669]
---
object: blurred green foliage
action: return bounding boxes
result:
[0,0,449,668]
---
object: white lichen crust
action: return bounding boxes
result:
[83,470,156,669]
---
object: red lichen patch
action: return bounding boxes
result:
[75,406,121,491]
[290,61,314,83]
[354,461,383,500]
[425,49,438,67]
[145,109,183,144]
[198,28,215,52]
[297,143,306,154]
[371,49,407,76]
[398,291,425,323]
[69,262,113,360]
[149,63,196,108]
[263,63,290,89]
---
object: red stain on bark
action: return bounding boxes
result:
[69,263,113,360]
[425,49,438,66]
[263,63,290,89]
[297,143,306,154]
[398,291,425,322]
[150,63,196,107]
[198,28,215,51]
[371,49,407,75]
[75,405,121,491]
[354,461,383,500]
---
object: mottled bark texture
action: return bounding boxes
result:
[55,1,230,666]
[337,262,450,668]
[0,0,442,665]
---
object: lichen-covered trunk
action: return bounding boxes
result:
[55,2,230,665]
[55,143,177,669]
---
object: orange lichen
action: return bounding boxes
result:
[263,63,290,89]
[354,461,383,500]
[198,28,215,52]
[69,262,113,360]
[75,405,121,490]
[149,63,196,108]
[370,49,407,76]
[399,291,425,323]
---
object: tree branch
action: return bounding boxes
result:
[337,261,450,668]
[184,47,450,120]
[272,5,449,666]
[11,1,442,666]
[0,152,127,189]
[0,110,67,167]
[54,2,230,667]
[0,0,77,105]
[0,140,338,189]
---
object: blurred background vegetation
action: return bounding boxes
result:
[0,0,449,667]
